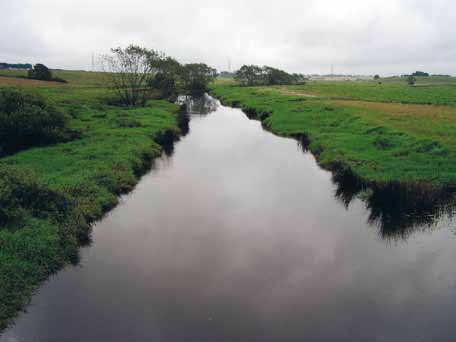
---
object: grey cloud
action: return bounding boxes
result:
[0,0,454,75]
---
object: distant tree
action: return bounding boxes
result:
[407,75,417,86]
[235,65,304,86]
[374,74,380,80]
[263,66,296,85]
[28,64,52,81]
[180,63,218,96]
[292,73,307,84]
[0,63,32,69]
[235,65,264,86]
[102,45,161,106]
[412,71,429,77]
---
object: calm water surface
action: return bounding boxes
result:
[2,96,456,342]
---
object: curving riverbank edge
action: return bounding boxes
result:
[0,103,187,333]
[210,90,456,231]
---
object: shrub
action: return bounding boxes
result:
[0,87,71,155]
[27,64,52,81]
[0,165,70,228]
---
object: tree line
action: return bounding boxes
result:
[234,65,306,86]
[102,45,217,106]
[0,63,32,69]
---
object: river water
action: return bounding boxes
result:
[2,95,456,342]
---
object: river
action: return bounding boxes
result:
[2,95,456,341]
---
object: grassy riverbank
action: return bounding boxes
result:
[0,73,181,330]
[210,82,456,190]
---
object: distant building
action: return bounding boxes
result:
[307,74,374,81]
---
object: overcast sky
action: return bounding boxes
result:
[1,0,455,75]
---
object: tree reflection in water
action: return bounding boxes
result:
[331,166,456,241]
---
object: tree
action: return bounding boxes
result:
[28,64,52,81]
[102,45,161,106]
[407,75,417,86]
[263,66,301,85]
[149,56,182,98]
[235,65,303,86]
[412,71,429,77]
[374,75,380,80]
[292,73,307,84]
[234,65,264,86]
[180,63,217,96]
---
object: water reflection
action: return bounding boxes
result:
[176,93,219,115]
[4,95,456,342]
[202,96,456,241]
[330,155,456,241]
[284,117,456,241]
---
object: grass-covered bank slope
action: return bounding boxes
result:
[210,83,456,189]
[0,81,180,330]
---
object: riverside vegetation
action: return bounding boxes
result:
[2,53,456,331]
[210,76,456,196]
[0,46,216,330]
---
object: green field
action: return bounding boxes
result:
[0,68,108,86]
[210,81,456,189]
[0,72,180,329]
[283,80,456,105]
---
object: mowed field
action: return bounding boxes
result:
[211,79,456,187]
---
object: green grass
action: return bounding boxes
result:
[280,80,456,105]
[381,75,456,85]
[0,74,180,330]
[0,69,108,87]
[210,83,456,187]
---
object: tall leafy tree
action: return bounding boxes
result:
[102,45,161,106]
[234,65,264,86]
[180,63,217,96]
[149,56,183,98]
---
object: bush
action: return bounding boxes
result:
[27,64,52,81]
[0,165,70,228]
[0,87,71,155]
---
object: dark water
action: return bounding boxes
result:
[2,96,456,342]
